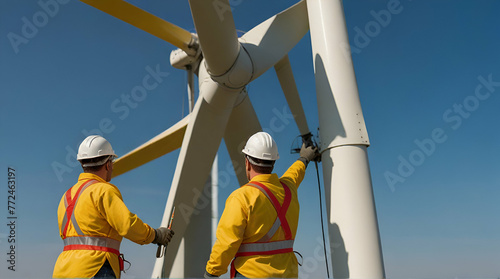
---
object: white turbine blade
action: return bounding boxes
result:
[240,0,308,80]
[188,0,240,76]
[162,180,213,277]
[112,115,189,178]
[224,93,262,185]
[274,55,310,136]
[152,61,241,277]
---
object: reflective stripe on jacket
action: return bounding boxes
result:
[206,160,306,278]
[63,236,121,255]
[53,173,155,278]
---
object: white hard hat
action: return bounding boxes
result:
[242,132,279,161]
[77,135,117,166]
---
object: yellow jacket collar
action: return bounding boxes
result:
[248,173,280,185]
[78,173,107,183]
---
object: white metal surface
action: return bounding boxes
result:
[162,178,213,277]
[211,155,218,247]
[306,0,385,278]
[158,62,216,278]
[306,0,369,150]
[151,57,240,276]
[187,69,195,114]
[240,0,309,81]
[274,55,310,136]
[224,92,262,185]
[322,146,385,278]
[188,0,239,76]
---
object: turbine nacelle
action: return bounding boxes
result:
[170,34,201,71]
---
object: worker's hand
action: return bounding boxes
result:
[152,227,174,245]
[204,271,219,278]
[299,143,319,165]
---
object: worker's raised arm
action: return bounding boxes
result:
[280,144,317,189]
[280,160,306,190]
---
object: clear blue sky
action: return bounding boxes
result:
[1,0,500,278]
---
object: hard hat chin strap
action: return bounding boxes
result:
[246,155,274,168]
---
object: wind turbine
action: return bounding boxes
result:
[78,0,385,278]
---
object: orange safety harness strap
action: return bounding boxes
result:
[63,244,120,255]
[245,181,292,240]
[230,181,294,278]
[61,179,98,237]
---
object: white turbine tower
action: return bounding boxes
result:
[307,1,385,278]
[77,0,385,278]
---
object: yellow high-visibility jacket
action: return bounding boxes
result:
[53,173,155,278]
[206,160,306,278]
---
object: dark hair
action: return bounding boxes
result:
[81,156,111,173]
[247,156,274,174]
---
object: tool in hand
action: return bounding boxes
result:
[156,206,175,258]
[291,132,320,161]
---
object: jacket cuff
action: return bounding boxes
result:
[151,228,158,244]
[204,270,218,278]
[298,157,309,166]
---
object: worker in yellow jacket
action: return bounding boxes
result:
[205,132,318,278]
[53,135,174,278]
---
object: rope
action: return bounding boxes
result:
[314,160,330,278]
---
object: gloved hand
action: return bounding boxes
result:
[152,227,174,245]
[299,143,319,165]
[204,271,218,278]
